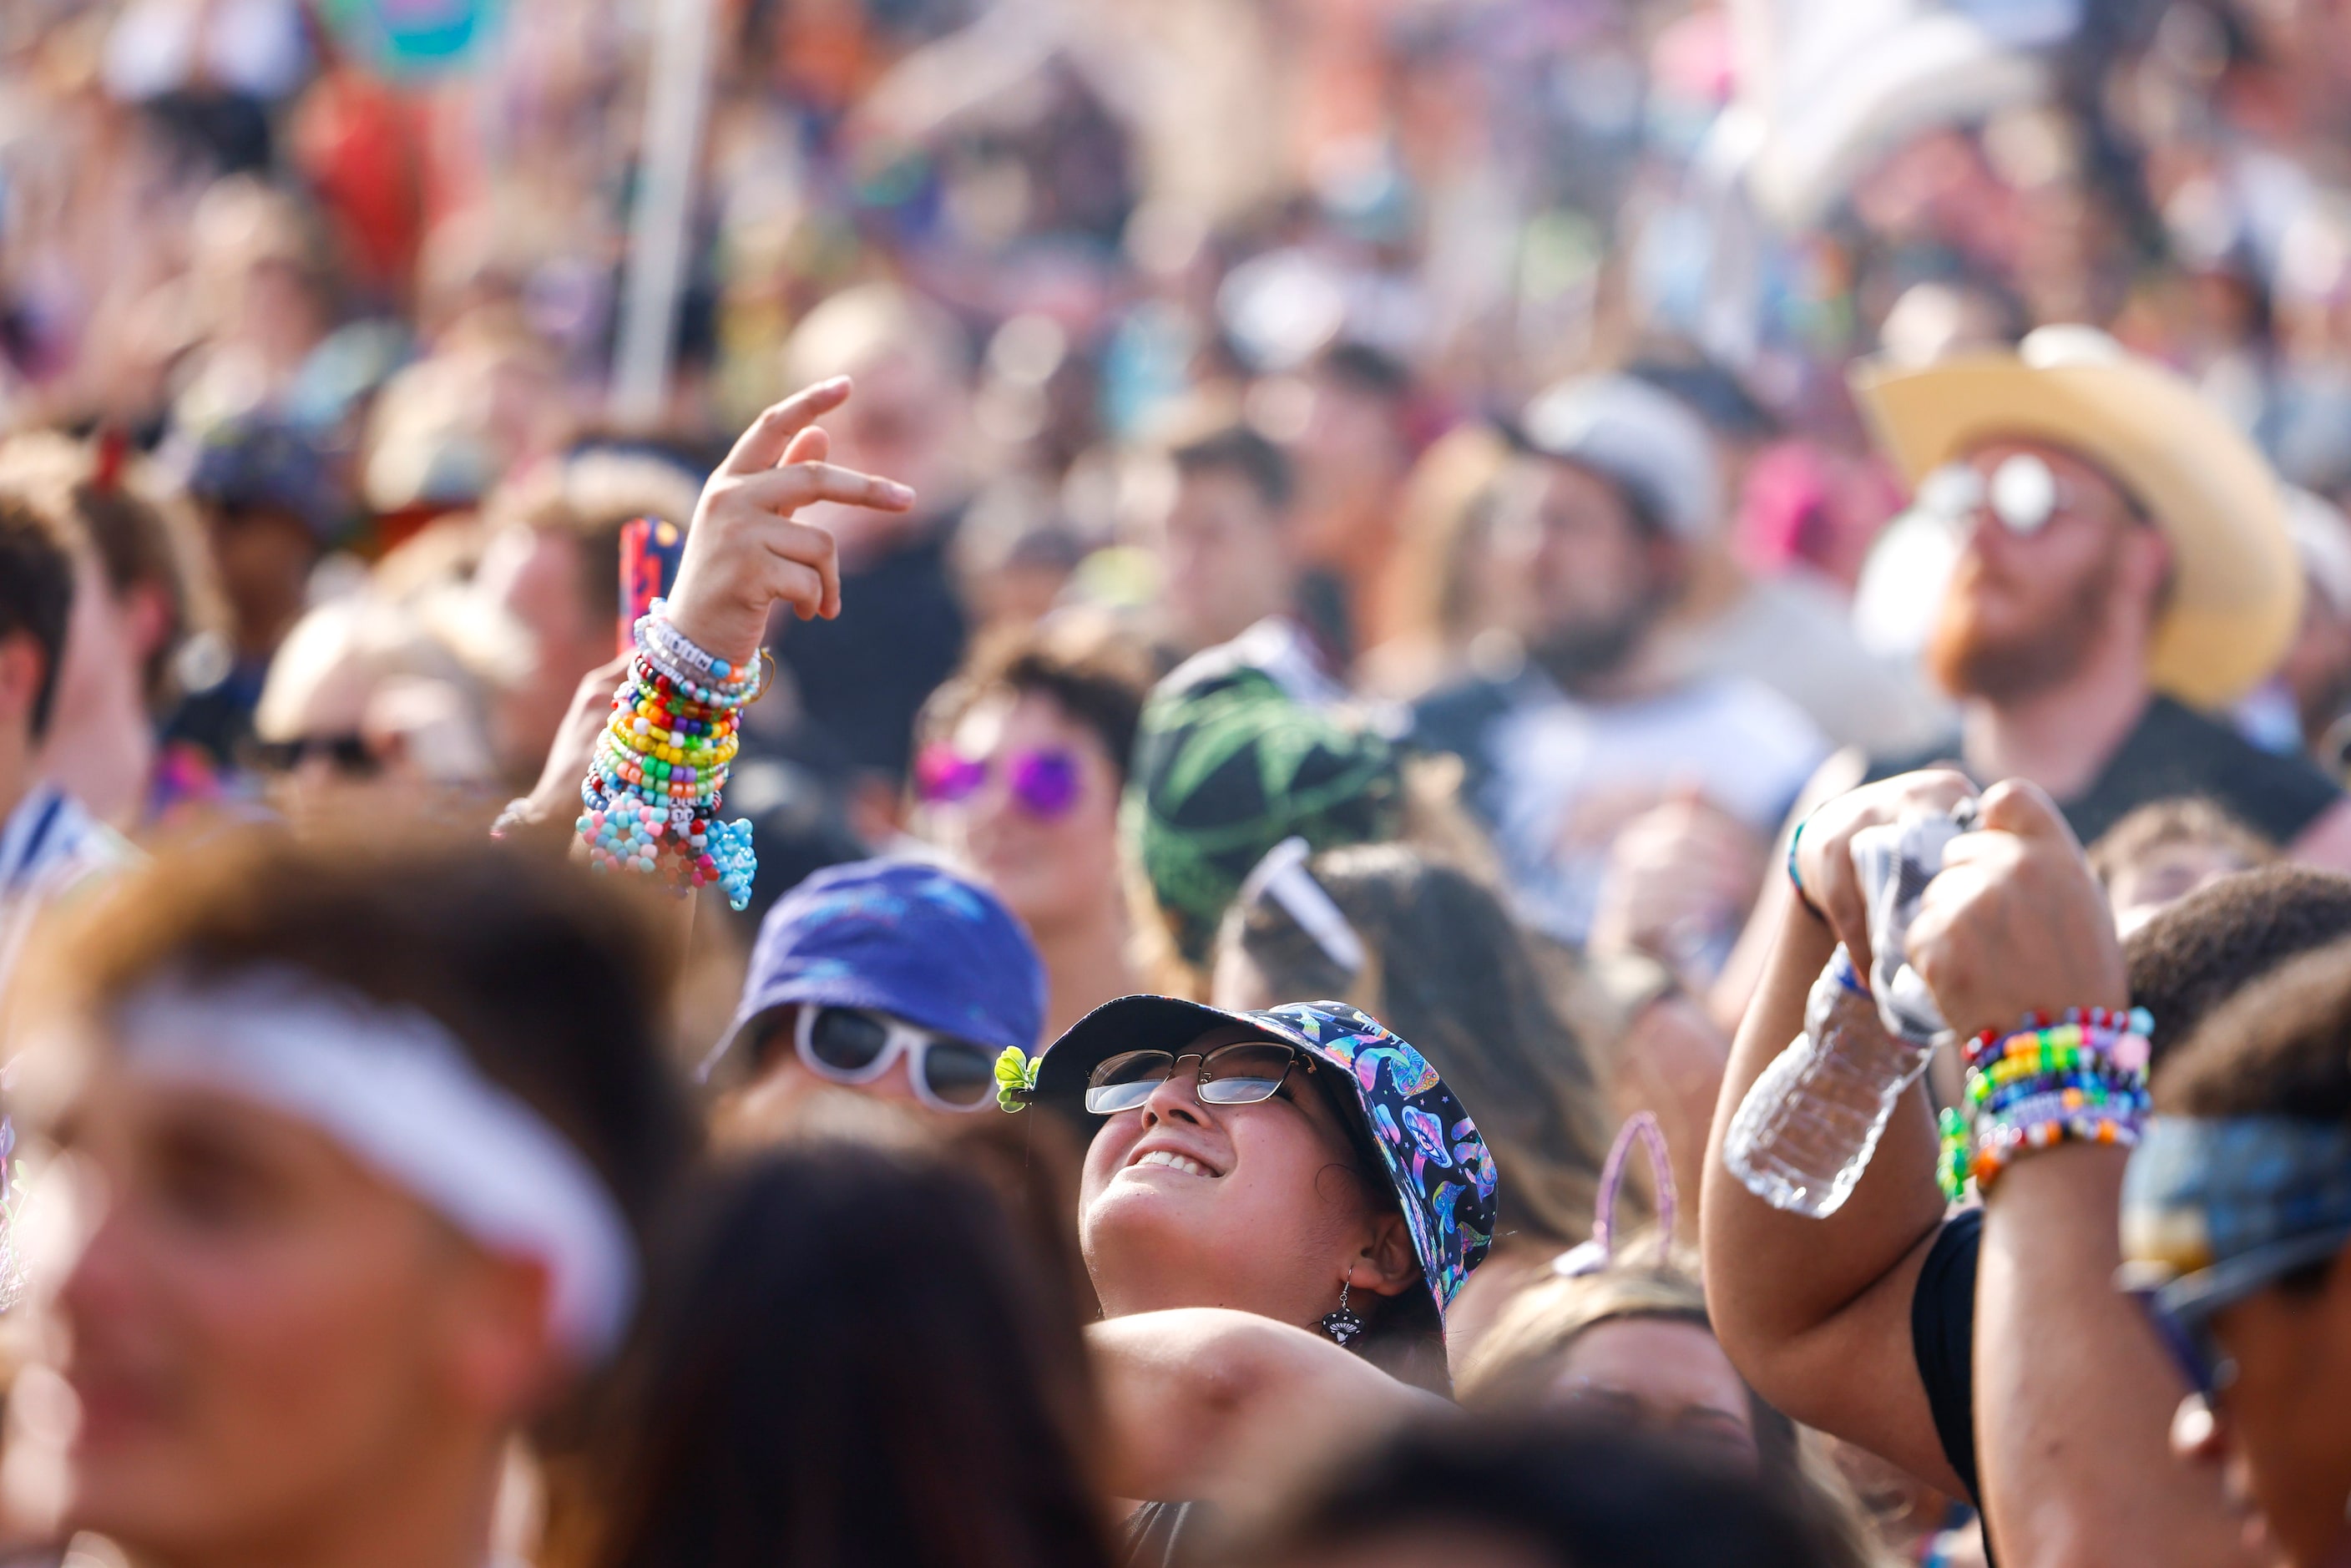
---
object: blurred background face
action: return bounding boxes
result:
[1491,456,1667,684]
[1159,464,1296,652]
[1291,372,1410,571]
[809,346,967,556]
[474,523,600,784]
[1538,1318,1757,1469]
[1079,1026,1384,1318]
[933,690,1121,933]
[28,1058,479,1555]
[1924,439,2147,703]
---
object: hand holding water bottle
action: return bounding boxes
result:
[1905,781,2126,1039]
[1788,767,1976,977]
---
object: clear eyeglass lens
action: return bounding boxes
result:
[1990,453,2059,534]
[1085,1050,1176,1115]
[1196,1044,1298,1105]
[806,1008,892,1071]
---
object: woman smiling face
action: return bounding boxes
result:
[1077,1025,1418,1328]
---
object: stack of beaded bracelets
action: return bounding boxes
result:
[1936,1005,2153,1201]
[576,601,761,911]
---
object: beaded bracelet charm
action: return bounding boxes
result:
[1937,1005,2153,1201]
[575,608,761,911]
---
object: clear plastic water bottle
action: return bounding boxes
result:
[1721,946,1937,1218]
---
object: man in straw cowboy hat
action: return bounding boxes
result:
[1801,325,2351,873]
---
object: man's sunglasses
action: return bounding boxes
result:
[1916,452,2123,539]
[255,733,377,776]
[917,743,1082,819]
[782,1005,998,1114]
[1084,1041,1312,1116]
[2124,1226,2351,1399]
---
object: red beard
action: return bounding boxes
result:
[1926,544,2121,703]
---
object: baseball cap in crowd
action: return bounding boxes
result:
[179,417,350,542]
[705,857,1045,1079]
[1125,665,1403,969]
[1514,373,1722,541]
[1014,994,1497,1320]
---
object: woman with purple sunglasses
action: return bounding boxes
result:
[917,624,1156,1038]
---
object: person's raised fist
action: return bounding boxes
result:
[664,377,917,667]
[1904,778,2126,1040]
[1790,767,1975,978]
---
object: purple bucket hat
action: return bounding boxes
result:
[1008,994,1497,1318]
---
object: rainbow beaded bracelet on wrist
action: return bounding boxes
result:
[1937,1006,2152,1201]
[576,609,761,910]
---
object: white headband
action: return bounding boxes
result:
[114,967,638,1363]
[1239,837,1367,975]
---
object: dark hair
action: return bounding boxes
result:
[923,622,1154,786]
[556,1141,1113,1568]
[1316,341,1413,402]
[0,493,74,738]
[2155,939,2351,1123]
[1221,845,1609,1250]
[33,823,700,1242]
[2123,865,2351,1064]
[1237,1417,1862,1568]
[0,432,215,712]
[1171,422,1293,513]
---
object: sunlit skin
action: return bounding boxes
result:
[1080,1025,1418,1329]
[1159,467,1297,654]
[2169,1253,2351,1568]
[23,1053,558,1568]
[1543,1318,1758,1469]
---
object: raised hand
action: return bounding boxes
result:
[664,378,916,667]
[1789,767,1975,979]
[1905,779,2126,1039]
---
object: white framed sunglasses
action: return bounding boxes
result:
[791,1005,999,1114]
[1916,451,2101,538]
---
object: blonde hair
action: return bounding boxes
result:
[1454,1254,1704,1410]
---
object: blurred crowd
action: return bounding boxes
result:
[6,0,2351,1565]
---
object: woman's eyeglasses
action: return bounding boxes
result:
[1084,1041,1309,1115]
[916,742,1082,819]
[781,1005,999,1114]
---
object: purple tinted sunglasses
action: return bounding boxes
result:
[917,742,1084,818]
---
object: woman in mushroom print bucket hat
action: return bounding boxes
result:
[1000,995,1496,1380]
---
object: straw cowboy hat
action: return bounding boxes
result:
[1853,326,2301,710]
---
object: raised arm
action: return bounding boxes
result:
[1907,782,2254,1568]
[1701,766,1974,1497]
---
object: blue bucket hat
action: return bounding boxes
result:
[1004,995,1496,1319]
[706,858,1044,1076]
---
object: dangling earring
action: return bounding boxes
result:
[1320,1277,1365,1348]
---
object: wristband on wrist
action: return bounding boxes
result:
[1787,814,1828,923]
[1937,1005,2152,1201]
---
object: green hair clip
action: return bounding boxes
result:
[994,1046,1043,1112]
